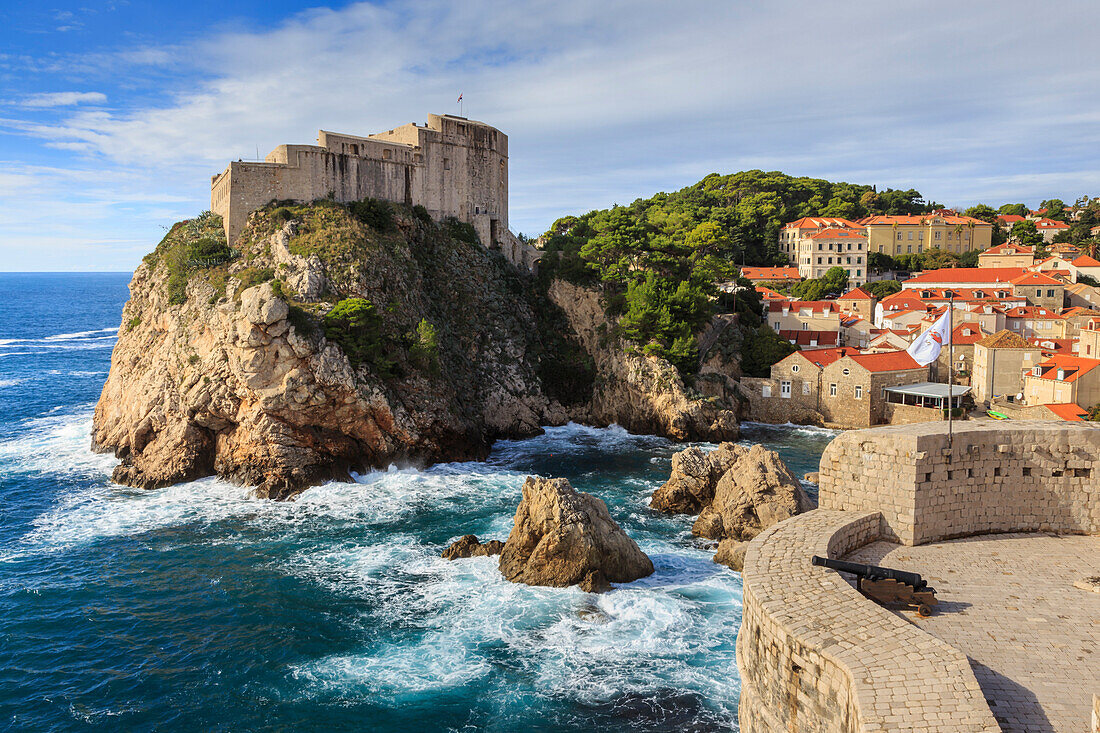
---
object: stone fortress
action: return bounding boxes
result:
[210,113,540,270]
[738,420,1100,732]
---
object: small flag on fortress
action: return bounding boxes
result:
[906,310,951,366]
[457,93,463,103]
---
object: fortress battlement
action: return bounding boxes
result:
[211,114,523,261]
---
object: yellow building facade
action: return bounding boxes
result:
[859,214,993,257]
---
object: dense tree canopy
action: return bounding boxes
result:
[537,171,940,375]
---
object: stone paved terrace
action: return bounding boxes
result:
[846,533,1100,733]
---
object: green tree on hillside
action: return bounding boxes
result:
[864,280,902,297]
[740,326,798,378]
[1010,220,1044,247]
[1040,199,1068,221]
[998,203,1029,217]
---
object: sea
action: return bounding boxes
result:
[0,273,837,732]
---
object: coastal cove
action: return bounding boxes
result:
[0,273,836,731]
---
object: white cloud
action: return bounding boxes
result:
[20,91,107,108]
[6,0,1100,268]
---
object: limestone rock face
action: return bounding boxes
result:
[441,534,504,560]
[93,205,743,500]
[652,443,814,568]
[500,476,654,592]
[547,280,740,443]
[692,444,813,542]
[649,442,748,514]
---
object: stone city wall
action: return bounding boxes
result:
[737,509,998,733]
[819,420,1100,545]
[881,401,945,425]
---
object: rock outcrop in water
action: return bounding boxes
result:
[499,476,654,592]
[441,534,504,559]
[92,204,743,498]
[652,443,814,570]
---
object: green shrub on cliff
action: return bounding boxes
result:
[740,325,798,378]
[349,198,395,232]
[324,298,394,374]
[408,318,440,374]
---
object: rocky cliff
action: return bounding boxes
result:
[93,202,742,498]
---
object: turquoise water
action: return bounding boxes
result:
[0,273,836,731]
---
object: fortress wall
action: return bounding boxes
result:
[819,421,1100,545]
[737,509,998,733]
[213,115,517,256]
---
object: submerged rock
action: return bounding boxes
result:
[499,476,654,592]
[653,443,814,570]
[441,534,504,560]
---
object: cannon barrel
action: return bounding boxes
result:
[811,555,927,591]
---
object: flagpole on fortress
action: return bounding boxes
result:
[947,291,954,447]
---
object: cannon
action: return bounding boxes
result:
[811,555,937,617]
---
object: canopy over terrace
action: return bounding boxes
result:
[884,382,971,409]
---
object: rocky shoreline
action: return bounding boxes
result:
[92,205,742,499]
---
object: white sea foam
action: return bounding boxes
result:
[0,378,26,388]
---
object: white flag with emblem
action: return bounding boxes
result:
[906,310,951,366]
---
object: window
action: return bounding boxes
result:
[1036,289,1042,297]
[842,368,850,376]
[935,231,941,240]
[817,257,822,264]
[1032,366,1041,376]
[897,233,903,241]
[1047,289,1055,298]
[907,245,912,253]
[772,322,780,330]
[855,385,863,399]
[829,383,837,396]
[762,385,771,397]
[382,149,393,160]
[444,158,452,170]
[780,380,791,398]
[908,231,913,240]
[846,256,851,264]
[791,364,800,373]
[856,269,862,276]
[828,257,833,264]
[803,382,811,395]
[918,231,924,240]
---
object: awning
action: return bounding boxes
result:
[884,382,971,398]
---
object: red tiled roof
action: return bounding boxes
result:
[1072,255,1100,267]
[904,268,1027,285]
[808,227,867,240]
[1004,306,1060,318]
[755,285,788,301]
[790,347,848,368]
[844,350,923,372]
[782,217,862,231]
[1030,355,1100,383]
[995,215,1026,225]
[858,214,992,227]
[952,324,986,344]
[741,266,802,281]
[1044,403,1088,421]
[1009,271,1063,286]
[1028,337,1075,355]
[1034,218,1070,230]
[839,287,874,300]
[767,300,840,314]
[779,330,840,346]
[982,241,1032,254]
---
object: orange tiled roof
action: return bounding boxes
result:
[782,217,862,231]
[952,324,986,344]
[755,285,788,301]
[767,300,841,314]
[1072,255,1100,267]
[904,268,1027,284]
[983,241,1032,254]
[808,227,867,240]
[1034,218,1070,230]
[839,287,874,300]
[995,215,1026,224]
[1030,355,1100,383]
[741,266,802,281]
[1044,403,1088,421]
[844,350,922,372]
[858,214,992,227]
[790,347,848,368]
[779,330,840,346]
[1009,271,1063,286]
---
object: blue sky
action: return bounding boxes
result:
[3,0,1100,271]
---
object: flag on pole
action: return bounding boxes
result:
[457,93,463,103]
[906,309,952,366]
